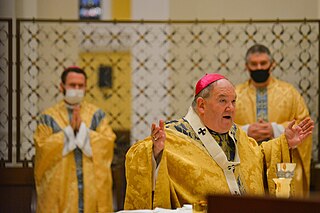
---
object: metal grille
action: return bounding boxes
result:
[0,19,12,165]
[10,19,320,165]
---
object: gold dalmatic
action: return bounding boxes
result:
[34,101,116,213]
[235,77,312,197]
[125,110,291,210]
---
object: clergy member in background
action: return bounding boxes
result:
[124,73,314,210]
[34,66,116,213]
[234,44,312,197]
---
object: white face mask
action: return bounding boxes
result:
[64,89,84,105]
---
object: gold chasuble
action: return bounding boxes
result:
[124,117,290,210]
[235,77,312,197]
[34,101,116,213]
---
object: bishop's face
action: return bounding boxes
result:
[198,79,236,133]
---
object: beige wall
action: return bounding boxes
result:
[169,0,319,19]
[1,0,320,19]
[16,0,37,18]
[132,0,169,19]
[37,0,77,19]
[0,0,15,17]
[0,0,111,19]
[132,0,320,20]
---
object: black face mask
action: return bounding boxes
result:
[249,68,270,83]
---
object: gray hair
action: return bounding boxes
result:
[245,44,273,63]
[191,82,216,111]
[192,78,236,111]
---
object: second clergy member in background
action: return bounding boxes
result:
[234,44,312,197]
[34,66,116,213]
